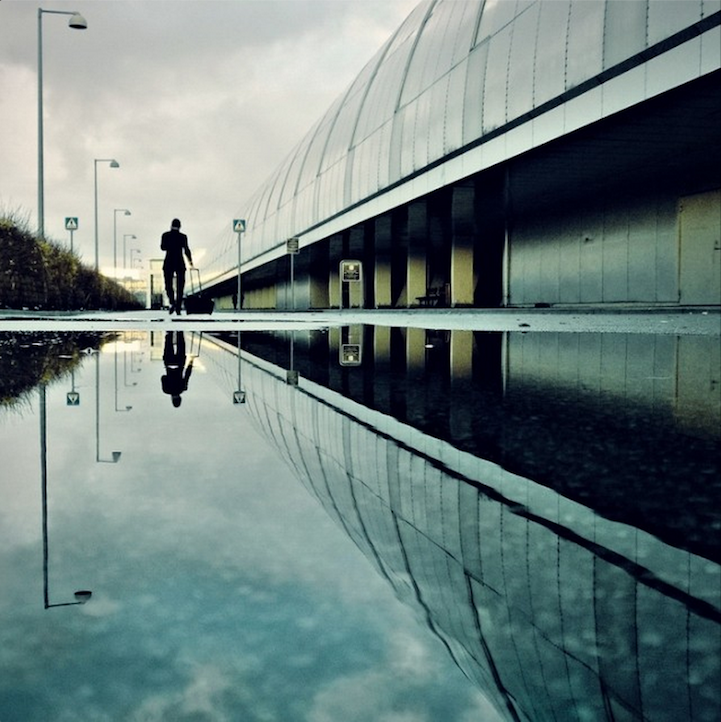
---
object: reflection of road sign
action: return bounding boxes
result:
[286,370,299,386]
[340,344,362,366]
[65,217,78,230]
[66,391,80,406]
[233,390,246,404]
[340,260,362,282]
[286,237,299,254]
[233,219,246,233]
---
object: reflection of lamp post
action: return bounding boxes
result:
[94,159,119,270]
[124,348,138,387]
[95,353,122,463]
[39,384,92,609]
[114,344,133,411]
[131,247,141,268]
[37,8,87,239]
[113,209,131,278]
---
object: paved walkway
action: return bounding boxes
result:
[0,307,719,335]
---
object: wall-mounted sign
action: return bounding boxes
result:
[340,260,362,283]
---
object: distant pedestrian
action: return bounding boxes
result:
[161,218,193,315]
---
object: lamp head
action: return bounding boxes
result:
[109,160,120,168]
[68,13,88,29]
[74,590,92,604]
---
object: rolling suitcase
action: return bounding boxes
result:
[184,268,214,314]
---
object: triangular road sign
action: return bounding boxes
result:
[233,219,246,233]
[66,391,80,406]
[65,217,79,231]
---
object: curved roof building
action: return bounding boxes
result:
[204,0,720,308]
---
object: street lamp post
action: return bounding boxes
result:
[113,209,131,278]
[37,8,88,239]
[94,159,119,271]
[131,248,142,267]
[123,234,137,271]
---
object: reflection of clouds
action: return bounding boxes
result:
[0,336,488,721]
[307,628,501,722]
[81,594,122,618]
[132,663,234,722]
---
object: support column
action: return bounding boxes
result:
[329,233,343,308]
[451,185,475,307]
[373,215,392,308]
[309,242,330,309]
[407,200,428,307]
[348,226,365,308]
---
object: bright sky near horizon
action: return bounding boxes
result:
[0,0,419,275]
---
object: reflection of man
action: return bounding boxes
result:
[161,332,193,407]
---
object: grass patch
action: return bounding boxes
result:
[0,212,143,311]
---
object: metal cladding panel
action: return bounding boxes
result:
[566,0,605,88]
[603,0,647,69]
[507,2,540,120]
[648,0,704,45]
[203,0,719,281]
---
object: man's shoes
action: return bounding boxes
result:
[168,304,175,315]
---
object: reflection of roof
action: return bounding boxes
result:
[203,332,721,722]
[224,0,719,269]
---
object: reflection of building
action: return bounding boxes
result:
[148,259,165,309]
[205,328,720,722]
[200,1,721,310]
[117,272,147,308]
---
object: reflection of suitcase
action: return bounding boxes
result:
[185,268,214,314]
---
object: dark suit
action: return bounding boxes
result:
[161,228,193,310]
[161,332,193,406]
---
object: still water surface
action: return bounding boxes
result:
[0,326,719,722]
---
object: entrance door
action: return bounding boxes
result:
[679,190,721,305]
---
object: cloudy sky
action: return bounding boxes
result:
[0,0,419,275]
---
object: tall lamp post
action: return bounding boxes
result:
[94,159,119,271]
[123,234,137,271]
[113,209,131,278]
[37,8,88,239]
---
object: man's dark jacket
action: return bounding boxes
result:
[161,229,192,270]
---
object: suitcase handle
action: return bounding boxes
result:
[189,266,203,294]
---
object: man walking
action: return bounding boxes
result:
[161,218,193,315]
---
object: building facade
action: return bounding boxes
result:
[203,0,721,309]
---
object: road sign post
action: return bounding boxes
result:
[65,217,78,254]
[233,219,246,310]
[287,237,299,310]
